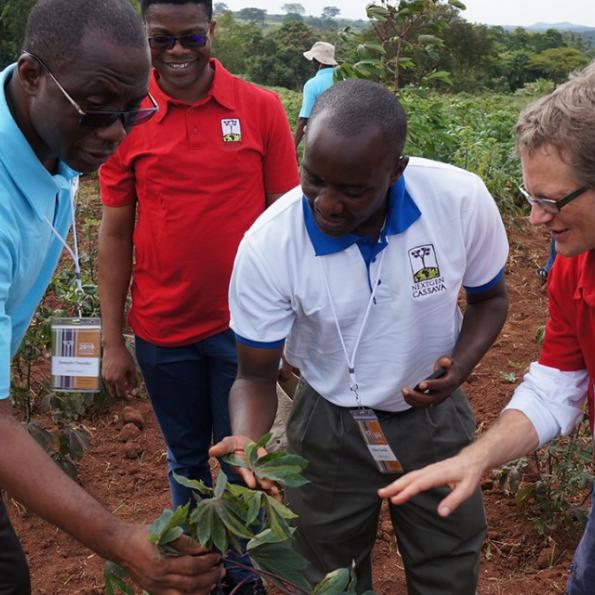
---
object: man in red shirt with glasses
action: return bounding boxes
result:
[98,1,299,592]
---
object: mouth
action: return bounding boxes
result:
[550,228,569,242]
[164,61,195,71]
[80,149,113,169]
[315,210,347,232]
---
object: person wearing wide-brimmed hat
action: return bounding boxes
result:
[294,41,338,148]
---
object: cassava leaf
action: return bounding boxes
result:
[160,526,184,545]
[173,472,212,495]
[249,539,310,591]
[311,567,351,594]
[214,469,228,498]
[149,503,189,544]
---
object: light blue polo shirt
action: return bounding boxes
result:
[298,67,335,119]
[0,64,78,398]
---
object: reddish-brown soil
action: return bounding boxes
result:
[8,219,583,594]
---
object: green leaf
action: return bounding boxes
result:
[312,567,351,594]
[361,42,386,55]
[148,504,189,544]
[214,469,228,498]
[448,0,466,9]
[160,526,184,545]
[255,432,272,450]
[173,472,212,495]
[104,562,134,595]
[424,70,453,85]
[249,539,311,591]
[418,34,443,46]
[191,499,228,553]
[254,452,309,487]
[366,5,388,20]
[220,453,249,469]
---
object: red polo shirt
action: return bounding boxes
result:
[100,60,299,346]
[540,250,595,430]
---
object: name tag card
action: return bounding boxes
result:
[351,408,403,474]
[51,318,101,393]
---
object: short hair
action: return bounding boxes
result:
[309,79,407,160]
[515,60,595,187]
[23,0,146,72]
[141,0,212,21]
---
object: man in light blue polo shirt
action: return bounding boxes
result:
[212,79,509,594]
[294,41,337,148]
[0,0,221,593]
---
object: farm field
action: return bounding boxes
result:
[6,178,586,593]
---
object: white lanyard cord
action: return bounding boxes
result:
[44,203,83,315]
[320,248,386,407]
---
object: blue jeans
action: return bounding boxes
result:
[567,486,595,594]
[135,329,254,583]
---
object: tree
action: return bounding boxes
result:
[0,0,36,68]
[529,47,589,84]
[214,2,229,15]
[321,6,340,19]
[336,0,466,92]
[237,7,266,25]
[282,3,305,15]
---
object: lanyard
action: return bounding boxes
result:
[320,248,386,408]
[44,202,83,317]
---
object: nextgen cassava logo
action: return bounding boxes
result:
[408,244,446,298]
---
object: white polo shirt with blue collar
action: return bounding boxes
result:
[0,64,79,398]
[230,157,508,412]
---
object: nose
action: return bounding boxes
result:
[528,203,556,226]
[168,39,190,55]
[315,188,343,216]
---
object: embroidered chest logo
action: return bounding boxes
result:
[408,244,446,298]
[221,118,242,142]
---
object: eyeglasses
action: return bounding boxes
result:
[23,51,158,130]
[148,33,209,50]
[519,183,589,214]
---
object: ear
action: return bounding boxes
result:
[390,155,409,183]
[210,19,217,37]
[16,54,44,97]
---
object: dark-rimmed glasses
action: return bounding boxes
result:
[23,51,158,130]
[148,34,208,50]
[519,183,589,214]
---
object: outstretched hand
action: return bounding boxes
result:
[377,448,484,517]
[210,435,282,500]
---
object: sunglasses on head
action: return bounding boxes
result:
[148,33,209,50]
[22,51,158,130]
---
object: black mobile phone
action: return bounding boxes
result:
[413,367,447,393]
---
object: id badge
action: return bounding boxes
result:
[50,318,101,392]
[351,408,403,474]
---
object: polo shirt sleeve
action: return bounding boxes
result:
[298,78,317,119]
[504,362,588,446]
[229,235,294,348]
[0,232,13,399]
[461,175,509,291]
[99,143,136,207]
[262,95,300,195]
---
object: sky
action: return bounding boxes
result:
[221,0,595,28]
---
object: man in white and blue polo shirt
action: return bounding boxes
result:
[212,79,509,594]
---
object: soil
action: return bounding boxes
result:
[8,218,584,594]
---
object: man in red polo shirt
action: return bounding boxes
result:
[379,63,595,595]
[98,1,299,592]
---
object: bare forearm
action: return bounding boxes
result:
[228,377,278,441]
[453,290,508,378]
[465,409,539,471]
[0,404,127,563]
[98,234,132,348]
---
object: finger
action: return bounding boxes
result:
[145,563,224,594]
[402,389,441,408]
[434,480,475,517]
[208,437,238,458]
[435,356,454,370]
[169,534,213,556]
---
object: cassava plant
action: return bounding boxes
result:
[105,434,376,594]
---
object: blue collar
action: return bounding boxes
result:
[0,64,79,221]
[303,176,421,256]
